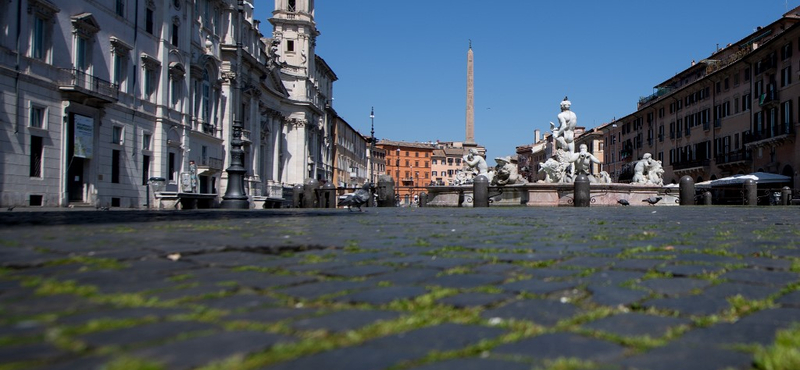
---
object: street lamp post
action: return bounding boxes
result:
[369,107,375,183]
[221,0,248,209]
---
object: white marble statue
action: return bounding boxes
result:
[632,153,653,184]
[647,160,665,186]
[463,148,489,176]
[550,97,577,154]
[493,156,527,185]
[594,171,612,184]
[570,144,601,177]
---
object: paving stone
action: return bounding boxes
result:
[334,286,428,305]
[703,282,779,300]
[198,294,279,310]
[523,267,582,279]
[491,252,563,263]
[367,268,441,285]
[285,261,351,273]
[426,274,505,289]
[421,257,485,270]
[266,323,505,370]
[225,307,316,323]
[637,278,712,296]
[406,357,531,370]
[492,332,625,362]
[472,263,519,275]
[736,307,800,326]
[617,342,753,370]
[1,294,101,316]
[776,290,800,307]
[277,280,375,300]
[290,309,401,332]
[587,284,649,307]
[557,256,617,269]
[321,265,394,278]
[741,257,794,270]
[642,295,731,316]
[149,284,236,301]
[678,321,785,347]
[78,321,218,347]
[656,264,726,277]
[58,307,189,325]
[769,248,800,258]
[500,279,578,295]
[613,258,668,271]
[437,292,515,308]
[481,299,580,326]
[720,269,800,286]
[0,343,66,364]
[27,356,110,370]
[584,270,642,286]
[671,254,741,265]
[183,251,283,267]
[132,330,294,370]
[583,312,690,338]
[190,270,318,289]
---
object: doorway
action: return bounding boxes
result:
[67,113,91,202]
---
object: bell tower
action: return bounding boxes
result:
[270,0,318,74]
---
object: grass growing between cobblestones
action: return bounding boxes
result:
[754,324,800,370]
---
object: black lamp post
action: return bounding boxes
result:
[221,0,248,209]
[369,107,375,183]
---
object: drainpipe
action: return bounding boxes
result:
[13,0,22,134]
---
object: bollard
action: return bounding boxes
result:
[781,186,792,206]
[473,175,490,207]
[320,183,337,209]
[303,179,319,208]
[377,175,395,207]
[679,176,695,205]
[292,184,303,208]
[744,179,757,206]
[573,174,590,207]
[703,191,713,205]
[419,192,427,207]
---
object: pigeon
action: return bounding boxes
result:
[97,206,110,211]
[338,183,373,212]
[617,199,630,206]
[642,196,662,206]
[7,206,15,211]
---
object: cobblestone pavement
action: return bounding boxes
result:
[1,207,799,370]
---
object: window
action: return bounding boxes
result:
[32,15,46,60]
[145,7,154,34]
[142,155,150,185]
[112,126,123,144]
[141,55,160,101]
[288,0,296,11]
[171,20,179,46]
[168,152,176,181]
[743,93,751,111]
[75,36,89,71]
[30,136,43,178]
[29,105,45,129]
[783,42,793,60]
[110,37,131,91]
[782,100,792,126]
[112,150,121,183]
[782,66,792,87]
[286,40,294,53]
[201,69,211,123]
[142,132,151,151]
[116,0,125,17]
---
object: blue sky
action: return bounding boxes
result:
[254,1,800,164]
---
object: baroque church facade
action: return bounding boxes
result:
[0,0,336,208]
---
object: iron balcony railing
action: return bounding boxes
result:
[743,123,794,144]
[715,150,752,165]
[57,68,118,103]
[671,159,710,170]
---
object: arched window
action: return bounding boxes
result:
[202,69,211,124]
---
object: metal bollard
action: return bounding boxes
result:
[679,176,695,206]
[377,175,395,207]
[418,192,427,207]
[573,174,590,207]
[303,179,319,208]
[292,184,303,208]
[744,179,757,205]
[320,183,337,209]
[473,175,490,207]
[782,186,792,206]
[703,191,713,205]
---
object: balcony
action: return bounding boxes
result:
[57,68,118,106]
[672,159,710,171]
[241,129,252,143]
[744,123,794,147]
[758,90,779,108]
[715,150,752,166]
[202,123,216,135]
[197,157,224,175]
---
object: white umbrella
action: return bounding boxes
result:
[709,172,790,187]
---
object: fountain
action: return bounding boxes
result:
[425,98,677,207]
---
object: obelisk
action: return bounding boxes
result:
[465,41,476,146]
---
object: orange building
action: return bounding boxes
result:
[377,140,434,206]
